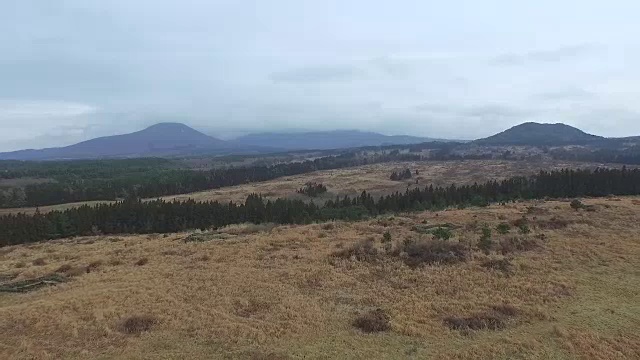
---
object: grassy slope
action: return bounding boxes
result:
[0,197,639,359]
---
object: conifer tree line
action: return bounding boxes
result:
[390,169,413,181]
[0,152,423,208]
[1,167,639,247]
[297,182,328,197]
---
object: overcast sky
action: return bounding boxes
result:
[1,1,639,151]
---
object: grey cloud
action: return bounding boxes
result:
[270,65,364,84]
[534,89,596,101]
[491,44,599,66]
[415,103,533,119]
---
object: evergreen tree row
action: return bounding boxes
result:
[1,167,639,247]
[0,152,422,208]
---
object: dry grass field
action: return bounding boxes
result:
[0,159,614,216]
[1,197,639,359]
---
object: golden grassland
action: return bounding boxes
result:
[0,159,615,216]
[1,197,639,359]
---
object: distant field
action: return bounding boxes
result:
[0,159,622,216]
[1,197,638,359]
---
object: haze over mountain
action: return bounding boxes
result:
[0,124,442,160]
[232,130,438,151]
[474,122,605,146]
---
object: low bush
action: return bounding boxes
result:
[353,308,391,333]
[499,236,541,254]
[496,223,511,235]
[431,227,453,240]
[481,258,514,274]
[444,313,507,331]
[32,258,47,266]
[478,225,493,255]
[118,315,156,334]
[401,239,468,267]
[332,239,378,262]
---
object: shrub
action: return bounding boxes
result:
[481,258,514,274]
[518,223,531,234]
[401,239,468,267]
[496,223,511,235]
[537,216,570,230]
[432,227,453,240]
[321,223,335,230]
[55,264,73,273]
[353,308,391,333]
[499,236,540,254]
[478,225,493,255]
[297,182,328,197]
[118,315,156,334]
[86,260,103,273]
[382,231,392,243]
[570,199,584,210]
[491,304,520,317]
[444,313,507,331]
[332,239,378,262]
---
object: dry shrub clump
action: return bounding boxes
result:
[400,239,468,267]
[86,260,103,273]
[55,264,86,277]
[537,216,571,230]
[332,238,378,261]
[32,257,47,266]
[481,258,514,274]
[498,236,541,254]
[118,315,157,334]
[55,264,73,273]
[444,304,519,332]
[353,308,391,333]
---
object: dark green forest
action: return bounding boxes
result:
[2,167,639,247]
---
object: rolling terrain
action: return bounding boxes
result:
[1,197,638,359]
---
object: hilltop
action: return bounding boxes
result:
[474,122,604,146]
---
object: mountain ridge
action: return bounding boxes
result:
[232,130,437,150]
[474,122,605,146]
[0,123,231,160]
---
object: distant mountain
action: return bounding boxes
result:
[232,130,437,150]
[0,123,236,160]
[474,122,604,146]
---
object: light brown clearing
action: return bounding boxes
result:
[1,197,638,359]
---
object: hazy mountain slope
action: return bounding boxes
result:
[233,130,435,150]
[474,122,604,146]
[0,123,231,160]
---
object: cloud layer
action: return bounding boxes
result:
[1,1,639,151]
